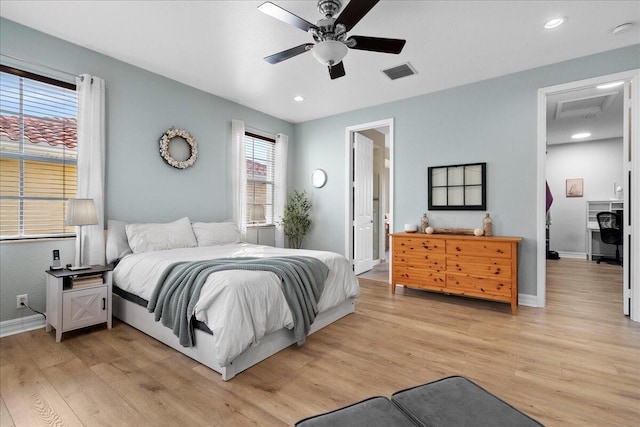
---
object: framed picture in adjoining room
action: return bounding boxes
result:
[428,162,486,210]
[566,178,583,197]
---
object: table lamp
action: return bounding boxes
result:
[65,198,98,270]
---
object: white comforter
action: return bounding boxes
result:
[112,243,360,366]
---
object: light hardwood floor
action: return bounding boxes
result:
[1,259,638,426]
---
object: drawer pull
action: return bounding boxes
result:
[102,297,106,310]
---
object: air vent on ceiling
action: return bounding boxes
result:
[554,92,618,120]
[382,62,417,80]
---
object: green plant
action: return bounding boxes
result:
[282,190,312,249]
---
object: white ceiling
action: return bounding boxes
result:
[546,83,625,145]
[1,1,638,123]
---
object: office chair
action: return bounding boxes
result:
[596,211,623,265]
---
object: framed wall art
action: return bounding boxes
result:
[566,178,583,197]
[428,162,486,210]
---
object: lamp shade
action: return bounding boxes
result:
[65,198,98,226]
[312,40,348,66]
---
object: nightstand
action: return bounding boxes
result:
[45,265,113,342]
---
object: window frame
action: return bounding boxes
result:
[0,65,78,241]
[244,131,276,227]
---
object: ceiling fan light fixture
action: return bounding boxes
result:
[312,40,348,66]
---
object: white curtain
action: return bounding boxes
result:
[231,119,247,240]
[75,74,106,265]
[274,133,288,248]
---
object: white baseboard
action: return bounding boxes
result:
[558,251,586,259]
[0,314,46,338]
[518,294,539,307]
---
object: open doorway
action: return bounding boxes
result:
[537,69,639,321]
[344,118,394,280]
[545,81,625,308]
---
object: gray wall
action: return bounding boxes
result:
[292,44,640,298]
[547,138,623,256]
[0,18,293,322]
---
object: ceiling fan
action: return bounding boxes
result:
[258,0,406,79]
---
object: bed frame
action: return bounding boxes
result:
[112,293,355,380]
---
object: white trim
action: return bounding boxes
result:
[557,251,586,259]
[537,69,640,321]
[0,314,46,338]
[344,118,394,272]
[518,294,538,308]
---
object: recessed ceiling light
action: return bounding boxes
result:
[294,95,304,102]
[596,81,624,89]
[572,132,591,139]
[612,23,633,35]
[544,17,566,29]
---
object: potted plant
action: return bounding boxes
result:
[282,190,312,249]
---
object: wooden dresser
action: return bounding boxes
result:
[391,233,523,314]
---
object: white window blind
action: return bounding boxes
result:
[244,131,275,225]
[0,66,78,240]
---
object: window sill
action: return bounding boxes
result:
[0,236,75,244]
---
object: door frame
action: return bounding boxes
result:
[345,118,394,273]
[536,69,640,321]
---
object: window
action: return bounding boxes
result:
[0,66,78,240]
[244,131,275,225]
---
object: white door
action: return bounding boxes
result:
[353,132,374,274]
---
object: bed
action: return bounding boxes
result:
[107,218,360,380]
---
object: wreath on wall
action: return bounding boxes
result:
[159,128,198,169]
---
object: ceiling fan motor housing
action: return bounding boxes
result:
[310,17,348,43]
[318,0,342,18]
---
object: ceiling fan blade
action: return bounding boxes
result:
[264,44,314,64]
[349,36,406,54]
[258,2,318,32]
[335,0,380,31]
[329,61,346,80]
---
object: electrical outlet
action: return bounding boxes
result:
[17,294,28,309]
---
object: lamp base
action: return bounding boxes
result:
[68,265,91,271]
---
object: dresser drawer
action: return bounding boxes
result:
[393,253,446,270]
[446,256,512,278]
[393,267,445,289]
[393,237,445,254]
[446,240,511,258]
[446,273,512,300]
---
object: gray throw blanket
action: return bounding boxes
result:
[147,256,329,347]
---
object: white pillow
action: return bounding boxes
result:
[106,219,132,264]
[191,222,240,246]
[126,217,197,254]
